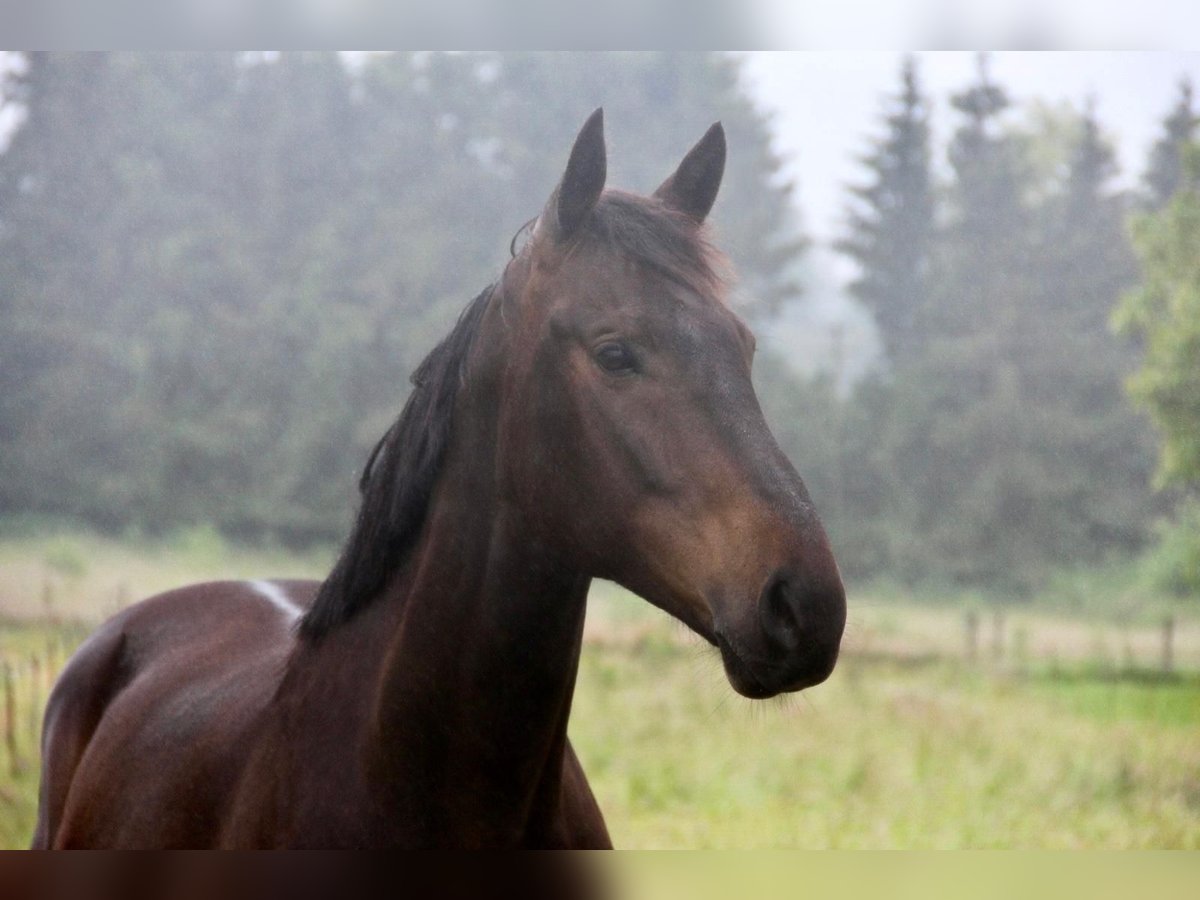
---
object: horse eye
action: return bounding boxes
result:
[594,340,636,374]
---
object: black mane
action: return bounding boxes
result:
[299,284,494,639]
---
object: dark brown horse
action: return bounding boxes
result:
[32,110,845,849]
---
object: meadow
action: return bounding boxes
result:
[0,527,1197,849]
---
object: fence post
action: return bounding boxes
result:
[45,637,58,683]
[992,609,1005,663]
[965,610,979,664]
[1163,615,1175,675]
[4,661,18,778]
[1012,625,1030,676]
[42,578,57,622]
[1121,627,1134,673]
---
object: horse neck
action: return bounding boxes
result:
[361,390,592,845]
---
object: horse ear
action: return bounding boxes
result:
[541,108,606,243]
[654,122,726,223]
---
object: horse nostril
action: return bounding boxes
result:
[758,571,803,652]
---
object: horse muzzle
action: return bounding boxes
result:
[715,567,846,699]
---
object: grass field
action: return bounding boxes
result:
[1,527,1198,849]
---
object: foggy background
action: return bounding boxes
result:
[2,46,1200,854]
[1,50,1198,600]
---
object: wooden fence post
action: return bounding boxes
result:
[42,578,57,621]
[46,637,59,683]
[1012,625,1029,676]
[991,609,1005,663]
[965,610,979,664]
[4,661,18,778]
[1163,615,1175,675]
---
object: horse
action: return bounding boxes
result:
[32,109,846,849]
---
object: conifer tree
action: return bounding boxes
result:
[885,55,1042,589]
[1143,78,1198,210]
[837,56,933,368]
[884,75,1155,589]
[1028,100,1154,558]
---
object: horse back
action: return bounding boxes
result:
[33,579,318,848]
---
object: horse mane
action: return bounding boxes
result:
[300,193,723,639]
[299,284,494,639]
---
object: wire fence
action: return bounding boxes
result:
[0,607,1191,782]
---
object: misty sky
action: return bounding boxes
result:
[740,51,1200,246]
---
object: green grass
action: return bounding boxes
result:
[576,583,1200,848]
[570,639,1200,848]
[1031,673,1200,728]
[0,523,333,623]
[0,529,1198,848]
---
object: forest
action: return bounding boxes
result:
[1,51,1198,599]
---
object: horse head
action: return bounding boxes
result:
[488,109,846,698]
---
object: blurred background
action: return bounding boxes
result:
[0,51,1198,848]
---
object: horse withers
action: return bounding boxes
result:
[33,109,845,849]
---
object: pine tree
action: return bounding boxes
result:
[883,73,1155,590]
[837,55,933,368]
[1028,99,1155,558]
[885,55,1051,590]
[1143,78,1197,210]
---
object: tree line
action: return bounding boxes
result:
[0,52,1196,596]
[759,56,1197,594]
[0,52,799,544]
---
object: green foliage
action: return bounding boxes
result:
[1116,145,1200,491]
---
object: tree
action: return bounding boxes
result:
[1143,78,1198,210]
[866,61,1156,591]
[818,56,936,577]
[0,54,247,528]
[1116,144,1200,489]
[884,55,1044,589]
[837,55,933,368]
[1116,143,1200,594]
[1025,99,1155,558]
[0,52,809,543]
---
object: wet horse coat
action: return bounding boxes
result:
[33,110,845,848]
